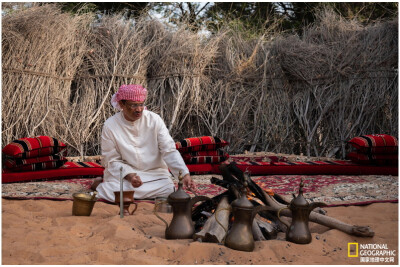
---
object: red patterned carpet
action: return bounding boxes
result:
[253,175,365,194]
[2,174,397,206]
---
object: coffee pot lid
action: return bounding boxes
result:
[291,179,309,207]
[168,171,190,201]
[232,181,254,209]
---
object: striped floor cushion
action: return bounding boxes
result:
[2,161,104,183]
[186,163,214,175]
[3,160,397,183]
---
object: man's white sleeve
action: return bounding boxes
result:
[156,117,189,178]
[101,125,138,179]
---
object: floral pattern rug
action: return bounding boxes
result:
[2,174,398,206]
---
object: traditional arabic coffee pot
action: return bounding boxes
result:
[224,181,273,252]
[277,179,326,244]
[154,171,210,239]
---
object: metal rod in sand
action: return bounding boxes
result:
[120,167,124,218]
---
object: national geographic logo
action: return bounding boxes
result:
[348,243,396,263]
[348,243,358,257]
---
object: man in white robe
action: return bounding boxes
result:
[92,84,196,202]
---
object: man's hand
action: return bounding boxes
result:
[124,173,143,188]
[182,173,197,191]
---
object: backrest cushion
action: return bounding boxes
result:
[4,155,68,172]
[176,136,229,153]
[348,134,398,154]
[2,136,67,158]
[181,150,229,164]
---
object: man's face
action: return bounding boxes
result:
[120,100,145,121]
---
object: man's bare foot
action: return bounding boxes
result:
[91,177,103,191]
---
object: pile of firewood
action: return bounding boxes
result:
[192,162,375,243]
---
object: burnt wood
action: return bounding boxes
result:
[193,196,231,243]
[219,163,241,185]
[228,162,269,204]
[192,192,227,230]
[210,177,230,188]
[192,163,375,239]
[229,162,290,205]
[253,215,279,240]
[210,176,241,200]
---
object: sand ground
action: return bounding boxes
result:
[1,199,398,265]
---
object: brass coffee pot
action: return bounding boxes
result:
[224,181,273,252]
[277,179,326,244]
[154,171,210,239]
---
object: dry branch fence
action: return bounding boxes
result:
[2,6,398,159]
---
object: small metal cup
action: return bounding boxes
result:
[154,197,172,213]
[72,193,97,216]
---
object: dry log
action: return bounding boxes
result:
[231,164,373,237]
[193,196,231,243]
[228,162,276,204]
[252,219,266,241]
[219,164,241,184]
[252,215,278,241]
[260,190,375,237]
[192,193,229,232]
[197,164,374,238]
[192,176,242,228]
[309,211,375,237]
[233,165,374,238]
[210,176,241,199]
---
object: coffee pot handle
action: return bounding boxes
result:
[214,207,231,236]
[154,200,169,228]
[277,207,290,228]
[129,202,138,215]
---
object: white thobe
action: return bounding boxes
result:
[96,110,189,202]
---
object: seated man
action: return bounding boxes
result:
[91,84,196,202]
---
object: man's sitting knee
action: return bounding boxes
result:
[91,177,103,191]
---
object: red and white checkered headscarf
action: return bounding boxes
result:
[111,84,147,110]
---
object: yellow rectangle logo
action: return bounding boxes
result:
[348,243,358,257]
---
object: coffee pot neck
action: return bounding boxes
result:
[232,181,254,209]
[168,171,190,202]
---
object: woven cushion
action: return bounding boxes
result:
[4,155,68,172]
[186,163,214,175]
[347,152,398,166]
[4,156,68,172]
[348,134,398,154]
[2,136,67,158]
[175,136,229,153]
[182,150,229,164]
[2,161,104,183]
